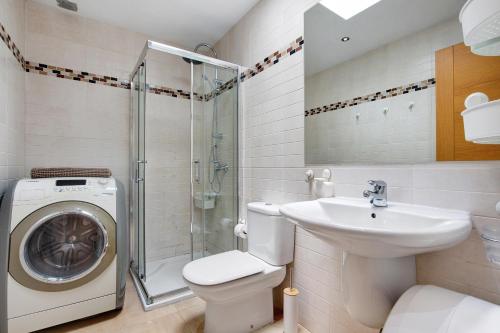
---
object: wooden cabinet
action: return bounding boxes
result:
[436,43,500,161]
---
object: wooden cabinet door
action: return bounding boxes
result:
[436,43,500,161]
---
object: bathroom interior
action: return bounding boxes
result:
[0,0,500,332]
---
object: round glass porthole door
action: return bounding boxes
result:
[24,211,107,282]
[9,201,116,292]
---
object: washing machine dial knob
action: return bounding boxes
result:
[98,179,109,186]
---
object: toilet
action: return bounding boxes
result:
[182,202,295,333]
[384,285,500,332]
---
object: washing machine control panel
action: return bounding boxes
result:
[53,186,88,192]
[54,179,88,192]
[51,178,115,193]
[14,177,117,203]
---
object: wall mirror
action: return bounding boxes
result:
[304,0,500,165]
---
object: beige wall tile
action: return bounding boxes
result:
[216,1,500,332]
[0,0,25,193]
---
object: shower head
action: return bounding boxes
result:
[56,0,78,12]
[182,43,217,65]
[194,43,217,58]
[182,57,203,65]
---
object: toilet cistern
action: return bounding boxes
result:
[363,180,387,207]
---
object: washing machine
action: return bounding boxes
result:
[0,177,128,333]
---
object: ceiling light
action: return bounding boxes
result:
[341,36,350,42]
[320,0,382,20]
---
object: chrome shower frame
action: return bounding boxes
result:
[129,40,241,310]
[131,40,240,79]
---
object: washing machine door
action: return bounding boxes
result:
[9,201,116,291]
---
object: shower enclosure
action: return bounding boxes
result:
[129,41,240,309]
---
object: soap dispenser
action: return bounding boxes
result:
[312,169,335,198]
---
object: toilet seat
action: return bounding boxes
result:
[384,285,500,333]
[182,250,285,304]
[183,250,265,286]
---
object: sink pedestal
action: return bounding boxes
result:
[341,252,416,329]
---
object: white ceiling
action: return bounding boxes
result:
[32,0,259,50]
[305,0,467,76]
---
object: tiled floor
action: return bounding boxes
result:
[38,276,310,333]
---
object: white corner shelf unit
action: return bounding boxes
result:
[460,0,500,56]
[462,98,500,144]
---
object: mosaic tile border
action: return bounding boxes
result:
[1,15,304,99]
[147,83,202,101]
[25,61,237,101]
[23,35,305,98]
[240,36,304,82]
[205,77,238,100]
[25,61,131,89]
[0,22,25,68]
[305,78,436,117]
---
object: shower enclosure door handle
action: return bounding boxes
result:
[193,160,200,184]
[136,171,144,183]
[136,160,147,183]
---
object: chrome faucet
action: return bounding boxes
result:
[363,180,387,207]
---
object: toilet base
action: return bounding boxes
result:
[204,288,273,333]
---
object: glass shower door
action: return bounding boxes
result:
[142,49,193,302]
[130,62,147,282]
[192,63,239,259]
[137,63,147,281]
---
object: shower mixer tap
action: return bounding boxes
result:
[212,133,223,139]
[214,161,229,172]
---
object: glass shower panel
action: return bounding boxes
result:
[142,49,192,299]
[138,63,146,281]
[192,63,238,258]
[192,63,206,261]
[130,63,146,281]
[130,69,139,275]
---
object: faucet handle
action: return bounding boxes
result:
[365,180,388,207]
[367,180,387,194]
[368,180,386,187]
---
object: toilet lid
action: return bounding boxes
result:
[182,250,264,286]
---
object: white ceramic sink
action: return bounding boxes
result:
[280,197,472,258]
